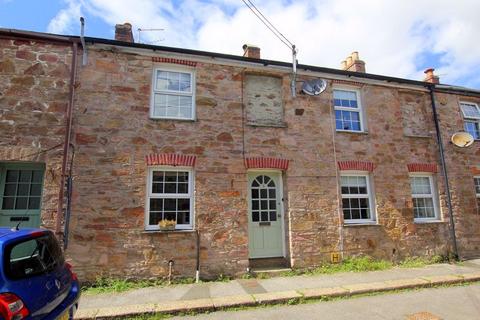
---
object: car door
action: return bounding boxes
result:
[3,233,71,319]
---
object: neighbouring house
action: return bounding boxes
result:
[1,23,480,280]
[0,30,74,235]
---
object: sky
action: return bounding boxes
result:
[1,0,480,89]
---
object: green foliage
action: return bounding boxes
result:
[83,255,449,295]
[280,255,449,277]
[286,298,302,305]
[124,314,172,320]
[398,257,430,268]
[216,273,232,282]
[255,272,271,279]
[311,256,393,275]
[280,256,393,277]
[398,255,447,268]
[82,276,195,295]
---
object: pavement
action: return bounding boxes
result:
[75,259,480,319]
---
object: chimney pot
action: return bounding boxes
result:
[346,56,353,66]
[424,68,439,84]
[242,44,261,59]
[341,51,366,73]
[115,22,134,43]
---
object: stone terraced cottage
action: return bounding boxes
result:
[1,24,480,280]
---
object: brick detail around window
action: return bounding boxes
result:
[151,57,197,67]
[407,163,438,173]
[471,166,480,175]
[337,160,374,172]
[245,157,289,170]
[332,79,365,87]
[145,153,196,167]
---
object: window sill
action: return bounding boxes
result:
[336,130,368,135]
[247,122,287,128]
[149,116,196,122]
[343,222,379,227]
[414,220,446,224]
[403,134,432,139]
[142,229,196,234]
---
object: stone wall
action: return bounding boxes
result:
[0,37,72,230]
[434,91,480,258]
[65,44,480,281]
[244,74,284,127]
[2,36,479,281]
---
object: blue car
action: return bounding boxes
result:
[0,228,80,320]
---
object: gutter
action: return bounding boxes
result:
[84,36,427,87]
[84,36,480,97]
[55,42,78,236]
[434,84,480,98]
[428,85,459,259]
[1,27,479,96]
[0,28,74,43]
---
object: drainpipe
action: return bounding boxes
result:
[63,143,76,250]
[55,42,78,236]
[196,229,200,283]
[80,17,88,66]
[427,85,459,260]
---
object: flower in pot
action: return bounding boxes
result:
[158,219,176,231]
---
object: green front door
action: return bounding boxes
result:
[248,172,284,258]
[0,163,45,229]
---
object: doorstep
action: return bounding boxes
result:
[249,257,290,269]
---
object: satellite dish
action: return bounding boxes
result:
[302,79,327,96]
[451,131,474,148]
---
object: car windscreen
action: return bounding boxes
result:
[4,233,65,280]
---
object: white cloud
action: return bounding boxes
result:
[50,0,480,88]
[47,0,83,34]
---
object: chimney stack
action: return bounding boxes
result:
[115,22,134,43]
[340,51,366,73]
[423,68,439,84]
[242,44,261,59]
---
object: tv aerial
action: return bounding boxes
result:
[137,28,165,44]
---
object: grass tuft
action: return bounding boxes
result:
[82,277,196,295]
[83,255,451,295]
[398,255,446,268]
[280,256,393,277]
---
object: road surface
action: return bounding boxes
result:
[176,283,480,320]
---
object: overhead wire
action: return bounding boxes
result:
[244,0,294,48]
[241,0,293,50]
